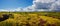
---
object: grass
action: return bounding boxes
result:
[0,12,60,26]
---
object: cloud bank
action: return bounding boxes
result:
[23,0,60,11]
[0,0,60,12]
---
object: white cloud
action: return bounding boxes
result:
[50,0,60,11]
[26,0,60,11]
[0,8,22,12]
[33,0,56,3]
[20,0,56,12]
[32,0,57,11]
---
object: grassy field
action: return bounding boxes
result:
[0,12,60,26]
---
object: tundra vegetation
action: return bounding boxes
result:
[0,12,60,26]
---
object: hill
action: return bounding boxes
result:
[0,12,60,26]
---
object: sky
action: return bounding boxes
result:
[0,0,33,9]
[0,0,60,12]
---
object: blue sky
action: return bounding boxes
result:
[0,0,33,9]
[0,0,60,12]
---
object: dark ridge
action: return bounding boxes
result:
[0,14,12,22]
